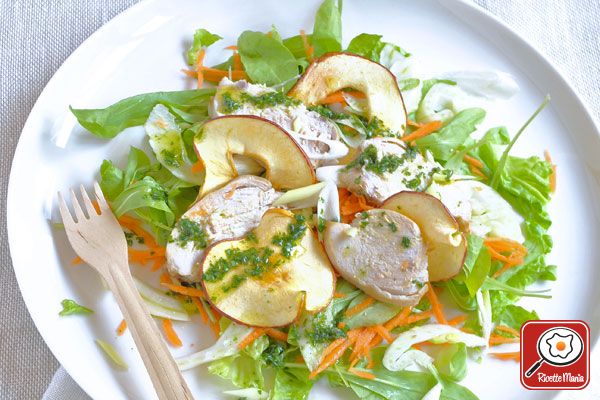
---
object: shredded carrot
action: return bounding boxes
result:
[195,49,206,88]
[463,154,484,169]
[299,29,314,61]
[490,351,520,362]
[544,150,557,193]
[116,319,127,336]
[128,248,165,266]
[338,322,346,329]
[161,282,205,298]
[320,91,348,106]
[426,283,447,324]
[447,314,468,326]
[225,45,244,72]
[310,339,351,379]
[162,319,182,347]
[184,67,248,83]
[295,354,304,363]
[159,272,173,285]
[151,258,163,271]
[349,368,376,380]
[407,120,423,128]
[72,256,83,265]
[404,311,433,325]
[225,45,238,50]
[209,317,221,337]
[118,215,159,249]
[345,297,375,317]
[266,329,288,342]
[191,161,204,173]
[338,188,374,223]
[401,120,442,143]
[349,328,375,363]
[384,307,412,330]
[495,325,520,337]
[191,297,209,324]
[333,292,346,298]
[238,328,267,350]
[489,334,520,346]
[373,325,394,343]
[469,165,487,179]
[460,327,475,334]
[484,238,528,278]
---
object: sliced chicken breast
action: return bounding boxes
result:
[210,78,348,165]
[166,175,280,282]
[337,138,440,205]
[323,209,429,306]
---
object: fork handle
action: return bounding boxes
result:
[105,266,194,400]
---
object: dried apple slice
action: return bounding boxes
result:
[288,52,407,134]
[323,209,429,306]
[194,115,316,196]
[200,209,335,327]
[382,191,467,281]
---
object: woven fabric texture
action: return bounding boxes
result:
[0,0,598,399]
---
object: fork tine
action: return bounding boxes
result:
[93,181,110,212]
[70,188,87,222]
[57,192,75,226]
[79,185,98,216]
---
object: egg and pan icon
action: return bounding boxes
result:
[525,327,584,377]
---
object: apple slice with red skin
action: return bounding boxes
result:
[194,115,316,197]
[200,209,336,328]
[288,52,408,134]
[382,191,467,281]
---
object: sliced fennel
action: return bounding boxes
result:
[476,290,492,350]
[133,278,190,321]
[383,324,486,371]
[316,181,340,240]
[176,323,253,370]
[95,339,128,369]
[145,104,202,185]
[273,182,326,208]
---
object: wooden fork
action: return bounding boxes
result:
[58,182,194,400]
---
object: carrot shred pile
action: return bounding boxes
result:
[544,150,557,193]
[161,282,205,298]
[401,120,442,143]
[490,351,520,362]
[116,319,127,336]
[426,283,448,324]
[345,297,375,317]
[484,238,528,278]
[299,29,314,61]
[118,215,166,271]
[238,328,267,350]
[338,188,374,223]
[162,319,183,347]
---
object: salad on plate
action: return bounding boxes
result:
[64,1,557,398]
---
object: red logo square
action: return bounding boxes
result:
[521,320,590,390]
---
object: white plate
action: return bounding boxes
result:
[7,0,600,399]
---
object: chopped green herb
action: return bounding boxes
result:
[306,312,346,345]
[240,92,301,109]
[262,341,287,367]
[203,247,275,283]
[388,221,398,232]
[221,92,241,113]
[402,236,411,248]
[345,144,418,176]
[271,214,307,258]
[59,299,94,316]
[171,218,208,250]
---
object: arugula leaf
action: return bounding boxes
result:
[238,31,299,90]
[272,367,313,400]
[99,160,124,200]
[312,0,343,57]
[186,28,222,65]
[59,299,94,316]
[416,108,486,162]
[347,33,384,61]
[71,89,214,139]
[434,343,467,382]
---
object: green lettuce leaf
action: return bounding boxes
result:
[70,89,214,139]
[347,33,384,61]
[312,0,343,57]
[439,379,479,400]
[186,28,222,65]
[238,31,299,90]
[416,108,486,162]
[208,354,264,389]
[434,343,467,382]
[497,304,539,330]
[272,367,313,400]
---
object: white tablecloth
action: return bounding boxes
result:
[0,0,598,399]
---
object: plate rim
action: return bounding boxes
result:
[7,0,600,399]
